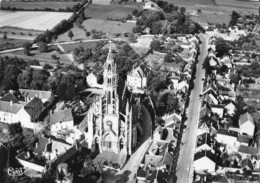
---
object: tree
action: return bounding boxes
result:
[164,53,173,62]
[52,34,58,41]
[215,39,230,57]
[132,25,143,33]
[38,42,48,52]
[23,41,33,55]
[2,64,21,90]
[197,9,202,14]
[17,68,34,89]
[150,40,162,51]
[30,69,50,90]
[229,72,239,84]
[128,33,136,43]
[180,7,186,14]
[68,30,74,40]
[73,47,80,56]
[51,54,57,59]
[3,34,7,39]
[151,21,162,34]
[9,123,23,136]
[132,9,140,17]
[86,31,91,37]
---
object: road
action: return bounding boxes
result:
[175,34,208,183]
[117,105,153,183]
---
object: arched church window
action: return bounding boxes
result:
[107,91,111,104]
[108,64,111,72]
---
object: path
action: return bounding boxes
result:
[175,34,208,183]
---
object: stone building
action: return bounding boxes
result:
[83,42,139,165]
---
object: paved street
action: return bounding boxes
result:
[175,34,208,183]
[117,105,153,183]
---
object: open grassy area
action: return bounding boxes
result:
[1,1,80,11]
[61,41,99,53]
[1,47,72,66]
[0,38,32,51]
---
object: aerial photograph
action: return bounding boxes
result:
[0,0,260,182]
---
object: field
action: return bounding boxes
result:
[0,26,43,40]
[60,41,99,53]
[0,11,72,31]
[0,38,32,51]
[165,0,217,6]
[58,4,139,42]
[216,0,260,13]
[1,1,80,11]
[84,4,139,20]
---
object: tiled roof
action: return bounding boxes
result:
[0,101,23,114]
[0,93,18,103]
[50,109,73,124]
[239,112,254,126]
[240,159,253,170]
[51,140,72,156]
[238,145,258,155]
[200,105,211,118]
[19,89,52,100]
[199,115,218,130]
[24,97,44,120]
[203,81,217,94]
[237,135,250,144]
[217,129,238,138]
[194,150,215,162]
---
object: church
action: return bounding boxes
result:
[83,41,139,165]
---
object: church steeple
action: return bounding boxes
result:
[103,40,118,115]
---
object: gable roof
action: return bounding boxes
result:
[24,97,44,120]
[203,81,217,94]
[199,115,218,130]
[238,145,258,155]
[200,105,211,118]
[241,159,253,170]
[194,150,215,162]
[237,134,250,144]
[0,101,23,114]
[130,64,151,78]
[0,93,19,103]
[19,89,52,100]
[165,113,181,127]
[239,112,254,126]
[197,132,212,148]
[50,109,73,124]
[217,129,238,138]
[33,136,50,155]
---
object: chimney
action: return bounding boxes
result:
[35,142,39,148]
[27,151,30,158]
[10,101,13,107]
[9,90,13,94]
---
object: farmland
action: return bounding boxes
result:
[84,4,139,20]
[0,1,81,11]
[60,41,99,53]
[0,11,72,31]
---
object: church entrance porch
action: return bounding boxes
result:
[94,151,127,169]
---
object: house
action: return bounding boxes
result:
[19,89,54,105]
[224,101,236,116]
[239,112,255,137]
[238,145,258,159]
[237,134,250,146]
[24,97,45,123]
[240,159,254,171]
[202,81,218,96]
[164,112,181,128]
[209,56,218,67]
[210,104,224,118]
[86,72,102,88]
[0,92,18,103]
[143,0,162,11]
[127,64,151,93]
[216,129,238,147]
[50,109,74,132]
[16,136,79,173]
[196,133,214,153]
[0,98,44,129]
[198,116,218,136]
[194,150,216,173]
[202,91,219,105]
